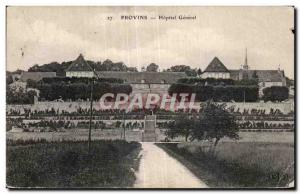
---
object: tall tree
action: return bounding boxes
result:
[193,101,239,147]
[165,115,194,142]
[197,68,202,75]
[167,65,198,77]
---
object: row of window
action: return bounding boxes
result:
[201,72,230,79]
[66,72,94,77]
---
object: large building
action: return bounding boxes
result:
[19,71,56,82]
[200,51,287,95]
[66,54,187,95]
[64,53,287,95]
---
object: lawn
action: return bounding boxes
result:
[157,142,294,188]
[7,140,141,188]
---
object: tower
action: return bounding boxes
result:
[243,48,249,70]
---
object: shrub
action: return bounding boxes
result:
[263,86,289,102]
[177,78,235,85]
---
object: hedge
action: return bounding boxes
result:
[262,86,289,102]
[177,78,258,86]
[168,83,258,102]
[37,82,132,101]
[26,77,131,101]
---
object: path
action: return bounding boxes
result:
[134,142,208,188]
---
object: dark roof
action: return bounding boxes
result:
[20,72,56,82]
[230,70,285,82]
[204,57,229,72]
[96,71,187,84]
[66,54,93,72]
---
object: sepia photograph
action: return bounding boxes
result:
[6,6,295,189]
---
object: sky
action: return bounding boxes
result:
[6,6,294,78]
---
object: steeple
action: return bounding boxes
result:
[243,48,249,70]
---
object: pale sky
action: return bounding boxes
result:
[7,6,294,78]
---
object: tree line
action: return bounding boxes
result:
[26,59,202,76]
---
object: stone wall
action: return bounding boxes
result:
[7,100,294,114]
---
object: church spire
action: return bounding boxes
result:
[243,48,249,70]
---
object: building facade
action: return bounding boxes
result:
[65,54,188,95]
[200,57,230,79]
[200,54,287,96]
[66,54,287,96]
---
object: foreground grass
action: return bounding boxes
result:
[157,142,294,188]
[7,140,141,188]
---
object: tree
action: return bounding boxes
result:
[185,68,197,77]
[26,79,38,88]
[165,116,194,141]
[169,65,191,72]
[197,68,202,75]
[7,87,37,104]
[192,101,239,148]
[167,65,198,77]
[146,63,159,72]
[6,75,13,85]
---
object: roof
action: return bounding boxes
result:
[96,71,187,84]
[230,70,285,82]
[66,54,93,72]
[20,72,56,82]
[204,57,229,72]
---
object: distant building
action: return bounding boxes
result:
[19,72,56,82]
[65,54,94,78]
[66,54,187,95]
[99,71,187,95]
[200,50,287,96]
[66,53,287,96]
[201,57,230,79]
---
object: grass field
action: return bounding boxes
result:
[7,130,294,143]
[6,129,142,142]
[7,140,141,188]
[157,142,294,188]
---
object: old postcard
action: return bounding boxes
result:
[6,6,295,189]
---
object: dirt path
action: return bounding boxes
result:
[134,142,208,188]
